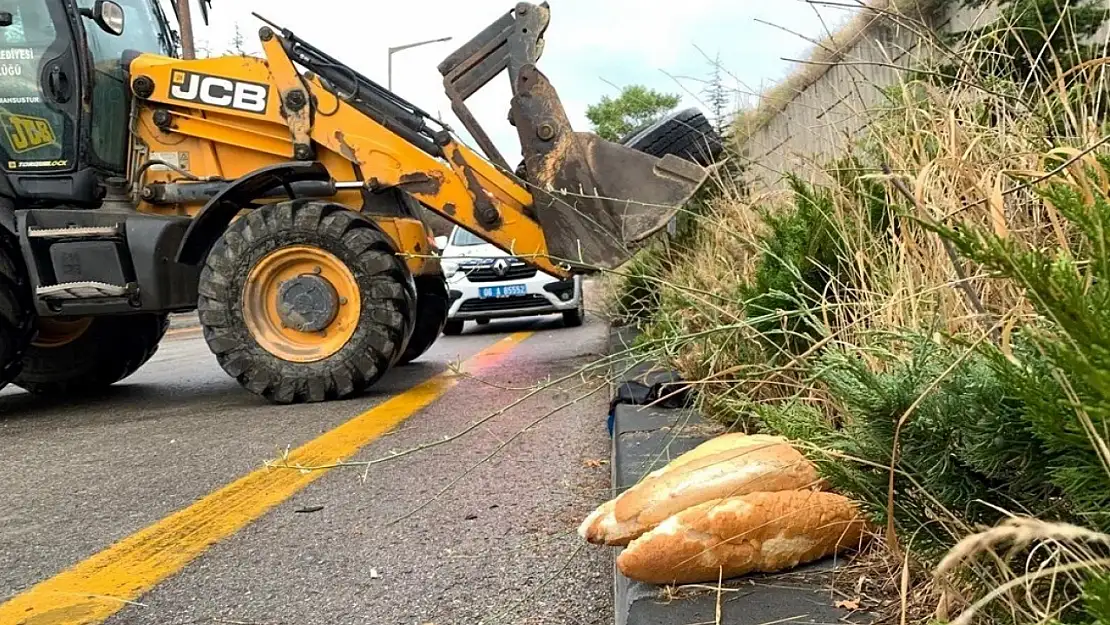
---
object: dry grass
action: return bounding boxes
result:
[628,0,1110,402]
[935,518,1110,625]
[607,1,1110,622]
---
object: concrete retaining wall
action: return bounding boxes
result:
[737,0,997,190]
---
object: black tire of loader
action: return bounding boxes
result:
[197,200,416,404]
[621,107,723,166]
[397,274,449,365]
[0,230,33,392]
[14,314,169,395]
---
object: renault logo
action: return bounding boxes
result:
[492,258,509,276]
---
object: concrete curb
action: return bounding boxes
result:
[605,326,871,625]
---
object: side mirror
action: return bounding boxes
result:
[0,12,13,28]
[435,235,448,249]
[81,0,125,36]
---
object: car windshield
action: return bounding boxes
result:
[450,228,486,247]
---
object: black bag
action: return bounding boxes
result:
[608,369,693,436]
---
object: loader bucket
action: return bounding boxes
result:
[511,65,709,271]
[437,2,710,270]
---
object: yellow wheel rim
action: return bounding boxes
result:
[242,245,361,363]
[32,316,93,348]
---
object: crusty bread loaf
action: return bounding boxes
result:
[578,434,819,546]
[643,433,789,479]
[613,441,820,525]
[616,490,869,585]
[577,498,643,546]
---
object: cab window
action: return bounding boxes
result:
[0,0,69,166]
[78,0,171,171]
[79,0,170,68]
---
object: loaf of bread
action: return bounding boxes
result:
[644,433,789,478]
[578,434,819,546]
[616,490,868,585]
[577,437,765,547]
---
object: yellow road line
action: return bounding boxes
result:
[0,331,532,625]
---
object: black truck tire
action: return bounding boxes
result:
[513,107,723,180]
[621,107,724,166]
[0,230,33,392]
[198,200,416,404]
[397,274,449,365]
[14,313,169,395]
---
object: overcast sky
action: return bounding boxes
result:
[168,0,856,160]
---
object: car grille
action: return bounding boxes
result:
[459,259,538,283]
[458,294,550,313]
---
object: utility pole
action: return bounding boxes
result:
[177,0,195,59]
[387,36,452,91]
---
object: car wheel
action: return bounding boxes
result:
[563,290,585,328]
[443,319,465,336]
[563,308,583,327]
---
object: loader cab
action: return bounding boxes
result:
[0,0,175,207]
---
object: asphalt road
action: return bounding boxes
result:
[0,312,614,625]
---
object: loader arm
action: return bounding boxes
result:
[127,4,708,278]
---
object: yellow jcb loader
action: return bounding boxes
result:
[0,0,715,404]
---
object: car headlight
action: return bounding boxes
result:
[442,260,459,277]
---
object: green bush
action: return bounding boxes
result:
[740,176,843,356]
[748,168,1110,623]
[929,173,1110,533]
[756,334,1080,553]
[736,167,898,359]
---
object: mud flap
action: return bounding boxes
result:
[511,65,708,271]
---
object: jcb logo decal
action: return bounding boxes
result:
[168,70,269,114]
[0,113,57,153]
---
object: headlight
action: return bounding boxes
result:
[442,261,459,277]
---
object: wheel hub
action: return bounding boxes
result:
[277,274,339,332]
[242,245,362,363]
[32,316,93,348]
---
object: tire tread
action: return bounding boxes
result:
[623,108,723,166]
[397,275,449,364]
[198,200,416,404]
[15,314,169,395]
[0,231,33,390]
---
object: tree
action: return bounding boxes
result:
[702,53,731,135]
[585,85,681,142]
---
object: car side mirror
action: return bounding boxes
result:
[0,12,13,28]
[435,235,448,249]
[81,0,125,37]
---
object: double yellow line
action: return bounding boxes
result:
[0,332,532,625]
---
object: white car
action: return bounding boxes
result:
[436,226,585,335]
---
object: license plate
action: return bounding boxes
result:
[479,284,527,298]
